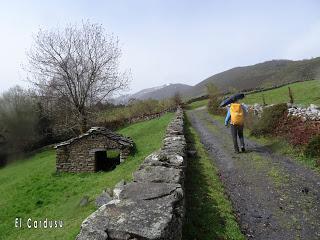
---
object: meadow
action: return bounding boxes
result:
[0,113,173,240]
[244,80,320,106]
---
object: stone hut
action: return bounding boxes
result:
[55,127,134,173]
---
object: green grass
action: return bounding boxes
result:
[186,99,209,110]
[183,116,245,240]
[0,113,173,240]
[246,134,319,171]
[244,80,320,106]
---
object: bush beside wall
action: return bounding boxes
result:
[250,103,288,136]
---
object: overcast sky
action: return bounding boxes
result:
[0,0,320,94]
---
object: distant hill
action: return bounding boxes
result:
[186,57,320,98]
[114,83,192,104]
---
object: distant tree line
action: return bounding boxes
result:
[98,97,179,129]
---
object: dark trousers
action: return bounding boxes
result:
[230,124,244,151]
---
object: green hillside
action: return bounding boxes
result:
[186,57,320,98]
[244,80,320,106]
[0,113,173,240]
[186,80,320,109]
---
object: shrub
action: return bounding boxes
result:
[250,103,288,136]
[207,98,221,114]
[98,98,176,129]
[0,86,41,153]
[304,135,320,158]
[172,92,183,107]
[244,110,259,130]
[206,83,225,115]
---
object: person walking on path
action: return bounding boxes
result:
[224,100,248,153]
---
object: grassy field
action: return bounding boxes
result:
[0,113,173,240]
[244,80,320,106]
[183,116,245,240]
[186,99,209,110]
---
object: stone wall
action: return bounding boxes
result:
[249,103,320,121]
[287,103,320,121]
[76,107,187,240]
[128,108,177,124]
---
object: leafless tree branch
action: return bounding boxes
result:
[26,21,130,132]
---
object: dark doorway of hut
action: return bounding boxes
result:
[94,150,120,172]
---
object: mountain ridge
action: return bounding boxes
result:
[185,57,320,98]
[114,57,320,103]
[113,83,192,104]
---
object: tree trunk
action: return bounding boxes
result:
[80,112,87,133]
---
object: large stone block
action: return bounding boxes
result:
[142,152,185,169]
[118,182,183,201]
[133,165,183,184]
[77,196,182,240]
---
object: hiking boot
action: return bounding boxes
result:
[234,149,240,154]
[241,147,246,153]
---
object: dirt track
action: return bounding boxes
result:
[187,107,320,240]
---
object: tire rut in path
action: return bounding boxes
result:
[187,108,320,240]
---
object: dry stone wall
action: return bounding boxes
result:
[287,103,320,121]
[128,108,177,124]
[76,107,186,240]
[249,103,320,121]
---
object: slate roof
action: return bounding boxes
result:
[54,127,134,149]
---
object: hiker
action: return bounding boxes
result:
[224,100,248,153]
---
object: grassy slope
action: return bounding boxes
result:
[244,79,320,106]
[0,113,173,240]
[183,116,244,240]
[187,80,320,108]
[187,57,320,98]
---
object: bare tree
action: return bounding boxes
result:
[27,21,130,132]
[206,83,223,115]
[172,92,183,107]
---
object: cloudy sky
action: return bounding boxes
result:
[0,0,320,94]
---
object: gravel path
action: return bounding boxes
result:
[187,108,320,240]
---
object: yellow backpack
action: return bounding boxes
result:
[230,103,244,125]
